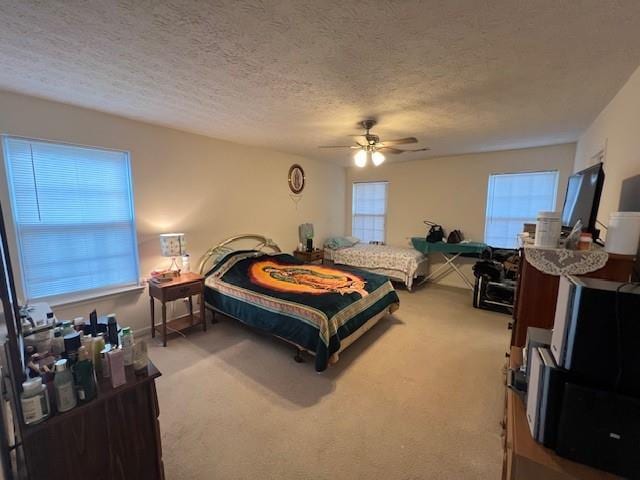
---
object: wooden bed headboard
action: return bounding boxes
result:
[197,234,282,275]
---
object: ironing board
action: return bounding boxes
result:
[411,238,488,289]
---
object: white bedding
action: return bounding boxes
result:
[328,243,428,291]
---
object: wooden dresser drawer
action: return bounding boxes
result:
[163,281,202,301]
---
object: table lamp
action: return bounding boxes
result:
[159,233,186,273]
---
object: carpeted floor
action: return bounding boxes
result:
[149,284,510,480]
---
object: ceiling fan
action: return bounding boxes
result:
[319,119,430,167]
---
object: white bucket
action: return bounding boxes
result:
[535,211,562,248]
[605,211,640,255]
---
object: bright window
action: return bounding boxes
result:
[352,181,388,243]
[485,171,559,248]
[2,136,139,300]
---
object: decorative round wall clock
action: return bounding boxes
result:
[288,164,305,194]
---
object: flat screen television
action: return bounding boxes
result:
[561,162,605,237]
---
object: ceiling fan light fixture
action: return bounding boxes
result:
[354,149,367,167]
[372,151,385,166]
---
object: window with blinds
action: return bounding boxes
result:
[352,181,388,243]
[484,170,559,248]
[2,136,139,300]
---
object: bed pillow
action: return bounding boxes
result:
[325,236,360,249]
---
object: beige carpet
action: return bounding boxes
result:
[149,285,510,480]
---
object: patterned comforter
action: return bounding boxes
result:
[204,251,400,371]
[330,244,427,290]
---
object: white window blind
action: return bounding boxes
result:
[2,136,139,300]
[352,181,388,243]
[484,170,559,248]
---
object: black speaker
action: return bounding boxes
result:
[552,276,640,397]
[556,382,640,478]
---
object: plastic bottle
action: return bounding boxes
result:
[534,211,561,248]
[51,328,65,356]
[92,334,105,375]
[133,340,149,374]
[20,377,50,425]
[120,327,134,366]
[80,334,93,362]
[60,321,74,337]
[73,316,85,332]
[73,346,97,403]
[100,344,112,379]
[107,314,119,347]
[107,347,126,389]
[53,359,77,413]
[63,331,81,365]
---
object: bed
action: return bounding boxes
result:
[197,235,400,372]
[325,242,428,291]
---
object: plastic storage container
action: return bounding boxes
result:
[535,211,562,248]
[605,212,640,255]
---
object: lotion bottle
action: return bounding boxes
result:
[108,347,126,389]
[120,327,134,366]
[53,359,77,413]
[100,344,112,379]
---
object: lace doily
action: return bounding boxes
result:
[524,246,609,276]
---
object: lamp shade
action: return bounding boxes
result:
[354,149,367,167]
[372,151,385,166]
[159,233,186,257]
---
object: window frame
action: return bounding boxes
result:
[1,134,141,305]
[484,169,559,249]
[351,181,389,244]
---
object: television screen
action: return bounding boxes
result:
[561,163,604,233]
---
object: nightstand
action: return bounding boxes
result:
[148,272,205,346]
[293,249,324,264]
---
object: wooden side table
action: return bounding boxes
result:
[293,249,324,264]
[149,272,206,346]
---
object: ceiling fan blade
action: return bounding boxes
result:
[378,147,404,154]
[379,137,418,146]
[379,146,431,154]
[402,147,431,152]
[318,145,356,149]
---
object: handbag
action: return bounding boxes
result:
[424,220,445,243]
[447,230,464,244]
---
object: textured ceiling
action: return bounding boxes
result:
[1,1,640,165]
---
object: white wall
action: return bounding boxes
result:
[0,91,346,333]
[346,144,576,288]
[574,65,640,228]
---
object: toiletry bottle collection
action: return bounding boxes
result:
[20,309,149,426]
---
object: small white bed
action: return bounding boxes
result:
[325,242,428,291]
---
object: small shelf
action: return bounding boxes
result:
[153,313,202,336]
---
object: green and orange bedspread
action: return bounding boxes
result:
[204,251,400,371]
